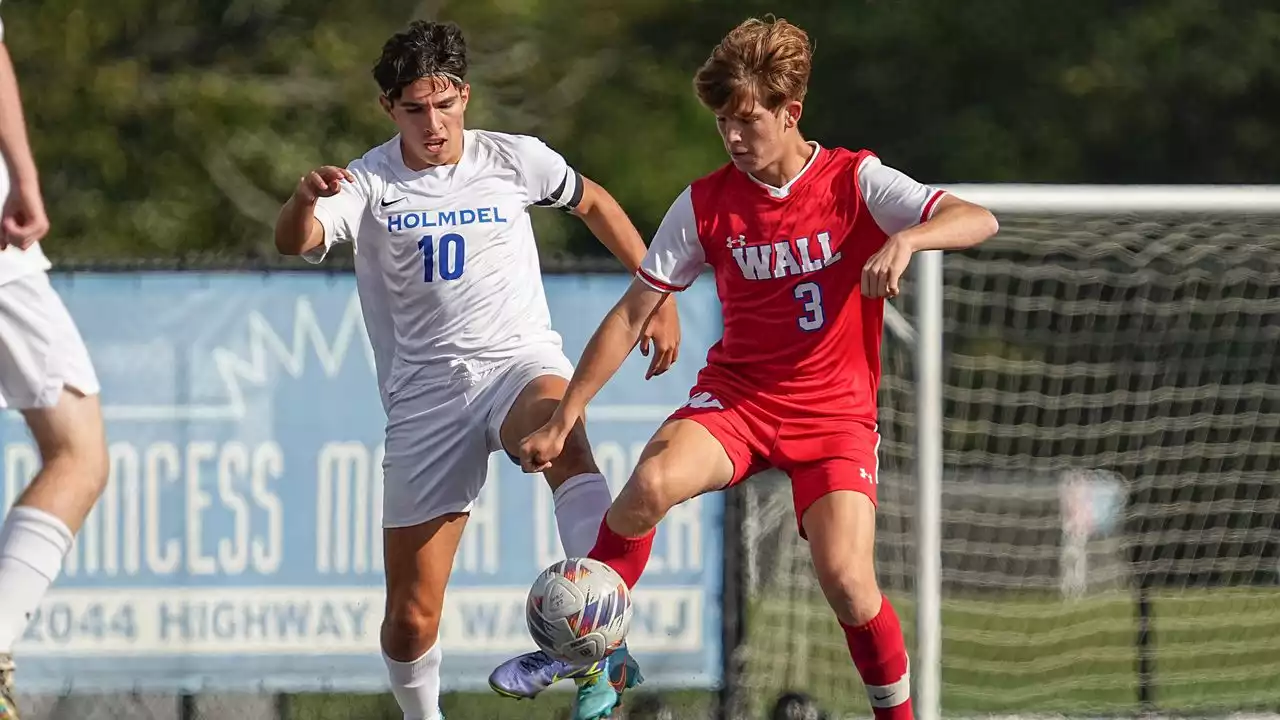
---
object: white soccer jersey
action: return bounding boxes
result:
[305,129,583,408]
[0,7,54,287]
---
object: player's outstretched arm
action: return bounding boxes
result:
[519,279,671,472]
[861,194,997,298]
[572,178,682,378]
[888,194,998,253]
[855,151,1001,301]
[274,166,353,257]
[0,40,48,250]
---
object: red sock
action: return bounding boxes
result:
[586,516,654,589]
[841,596,912,720]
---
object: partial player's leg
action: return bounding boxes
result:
[381,514,467,720]
[0,273,107,720]
[486,362,636,716]
[575,415,741,719]
[787,424,911,720]
[495,369,612,560]
[380,385,492,720]
[588,385,770,589]
[490,385,758,719]
[586,416,741,586]
[533,414,742,718]
[497,415,740,717]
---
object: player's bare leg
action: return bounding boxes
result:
[488,374,644,718]
[0,390,108,720]
[586,418,736,586]
[382,514,468,720]
[500,375,614,558]
[515,416,731,717]
[584,417,733,718]
[489,414,733,716]
[802,490,912,720]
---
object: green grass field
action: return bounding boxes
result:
[741,588,1280,718]
[285,688,712,720]
[280,588,1280,719]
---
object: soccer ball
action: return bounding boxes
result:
[525,557,632,664]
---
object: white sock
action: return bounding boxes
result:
[0,506,74,653]
[553,472,614,558]
[383,642,443,720]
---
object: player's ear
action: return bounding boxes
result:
[378,94,394,117]
[784,100,802,129]
[459,83,471,109]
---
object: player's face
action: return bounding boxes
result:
[715,99,801,174]
[381,77,470,168]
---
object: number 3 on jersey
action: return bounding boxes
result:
[417,233,466,282]
[794,281,825,331]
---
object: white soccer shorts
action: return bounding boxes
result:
[0,272,99,410]
[380,343,574,529]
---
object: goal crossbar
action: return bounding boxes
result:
[942,183,1280,214]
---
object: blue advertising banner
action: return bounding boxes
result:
[0,271,725,693]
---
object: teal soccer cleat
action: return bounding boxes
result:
[571,646,644,720]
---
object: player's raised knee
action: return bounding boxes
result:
[381,600,442,659]
[611,460,677,535]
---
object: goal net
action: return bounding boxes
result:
[726,194,1280,718]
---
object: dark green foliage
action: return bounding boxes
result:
[4,0,1277,263]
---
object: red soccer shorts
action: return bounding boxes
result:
[667,383,880,539]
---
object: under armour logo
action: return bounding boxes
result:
[860,467,877,483]
[683,391,724,410]
[725,234,747,248]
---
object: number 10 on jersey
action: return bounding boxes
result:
[417,233,466,282]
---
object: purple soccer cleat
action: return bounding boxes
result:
[488,649,604,699]
[489,645,644,720]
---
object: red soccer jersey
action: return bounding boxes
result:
[637,144,946,422]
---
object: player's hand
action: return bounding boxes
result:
[862,234,915,298]
[519,421,571,474]
[639,296,680,380]
[0,179,50,251]
[295,166,355,205]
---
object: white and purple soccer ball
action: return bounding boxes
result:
[525,557,632,664]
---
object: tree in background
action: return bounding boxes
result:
[5,0,1278,261]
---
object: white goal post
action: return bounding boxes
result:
[907,183,1280,720]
